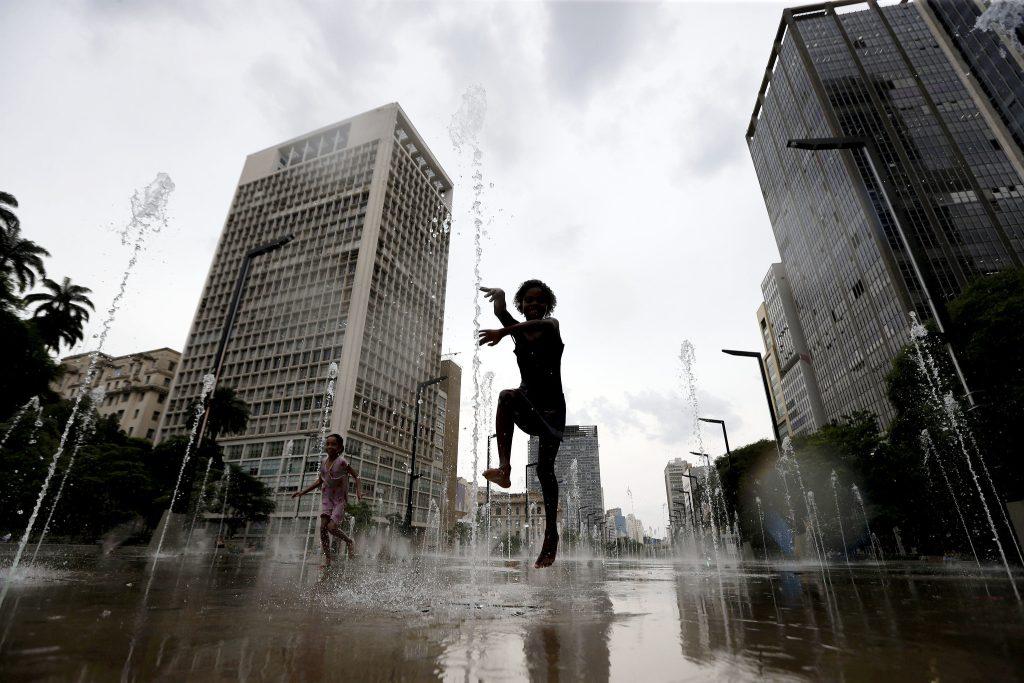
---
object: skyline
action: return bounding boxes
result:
[4,1,813,536]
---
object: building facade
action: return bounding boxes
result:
[748,0,1024,427]
[605,507,628,542]
[157,104,453,543]
[664,457,694,540]
[55,348,180,441]
[759,263,826,437]
[439,359,462,531]
[527,425,604,528]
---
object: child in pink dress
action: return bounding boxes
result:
[292,433,363,566]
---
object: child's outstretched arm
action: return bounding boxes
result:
[480,287,519,328]
[292,476,322,498]
[478,318,558,346]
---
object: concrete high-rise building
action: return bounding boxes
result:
[439,359,462,531]
[758,263,826,437]
[527,425,604,528]
[158,104,453,542]
[605,507,628,542]
[625,513,644,543]
[664,457,694,539]
[748,0,1024,427]
[55,348,180,441]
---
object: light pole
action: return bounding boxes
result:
[786,136,974,405]
[194,234,295,448]
[403,375,446,531]
[698,417,730,454]
[722,349,782,446]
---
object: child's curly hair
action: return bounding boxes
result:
[514,279,557,316]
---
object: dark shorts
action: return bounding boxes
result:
[508,388,565,440]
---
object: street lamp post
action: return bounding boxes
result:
[698,417,730,454]
[194,234,295,448]
[786,136,974,405]
[403,375,447,531]
[722,349,782,446]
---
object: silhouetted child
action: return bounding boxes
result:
[478,280,565,568]
[292,433,362,568]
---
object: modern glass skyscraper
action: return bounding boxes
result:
[747,0,1024,426]
[527,425,604,529]
[158,103,453,542]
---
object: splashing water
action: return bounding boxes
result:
[909,314,1020,598]
[851,484,878,562]
[919,429,980,567]
[0,396,41,451]
[755,496,770,563]
[450,85,488,558]
[679,341,721,565]
[151,372,215,564]
[830,471,850,567]
[893,527,907,557]
[0,173,174,611]
[31,387,105,565]
[301,361,339,571]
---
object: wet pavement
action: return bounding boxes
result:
[1,547,1022,681]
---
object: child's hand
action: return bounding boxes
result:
[480,287,506,313]
[291,491,302,499]
[478,329,504,346]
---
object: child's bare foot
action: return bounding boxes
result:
[482,466,512,488]
[534,532,559,568]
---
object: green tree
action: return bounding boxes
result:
[24,276,94,351]
[0,225,49,298]
[206,464,275,538]
[187,386,250,443]
[0,308,60,419]
[345,500,374,533]
[0,191,19,232]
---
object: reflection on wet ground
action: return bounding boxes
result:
[1,548,1022,681]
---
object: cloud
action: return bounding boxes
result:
[544,1,657,102]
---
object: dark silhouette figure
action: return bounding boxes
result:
[478,280,565,568]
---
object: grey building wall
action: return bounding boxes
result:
[747,0,1024,427]
[527,425,604,528]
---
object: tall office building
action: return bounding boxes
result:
[758,263,826,437]
[439,358,462,531]
[158,103,453,541]
[747,0,1024,426]
[527,425,604,528]
[664,457,693,539]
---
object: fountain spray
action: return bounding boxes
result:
[0,173,174,611]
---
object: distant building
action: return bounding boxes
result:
[626,513,644,543]
[758,263,826,437]
[439,359,461,530]
[664,458,694,540]
[54,348,180,441]
[455,476,471,521]
[475,489,562,548]
[747,0,1024,426]
[605,507,628,542]
[528,425,604,527]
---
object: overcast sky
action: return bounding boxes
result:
[1,0,790,536]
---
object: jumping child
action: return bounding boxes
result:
[292,433,362,568]
[478,280,565,568]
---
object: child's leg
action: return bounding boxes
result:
[319,515,333,562]
[535,436,561,568]
[483,389,517,487]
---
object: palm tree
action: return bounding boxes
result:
[188,386,250,442]
[0,191,19,232]
[23,277,94,351]
[0,225,50,295]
